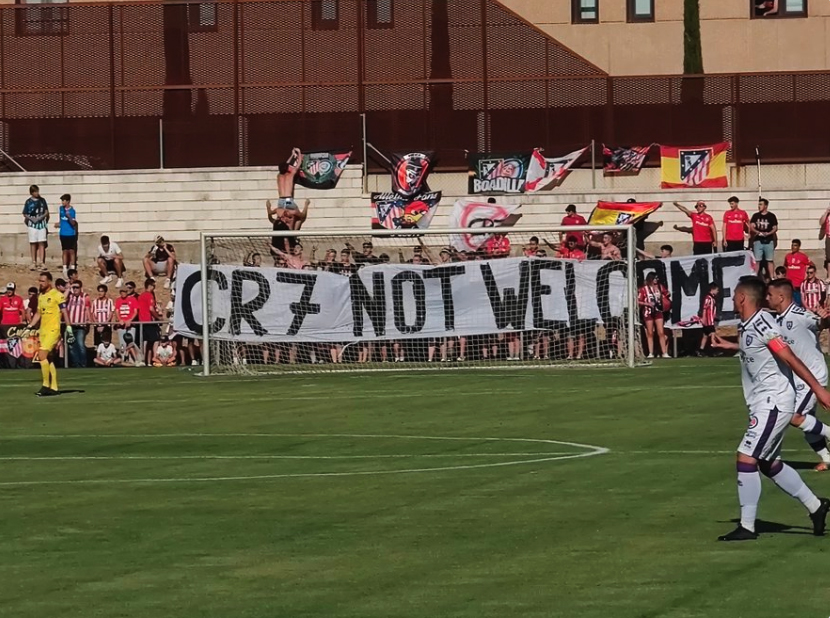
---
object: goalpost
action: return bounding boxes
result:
[186,226,641,375]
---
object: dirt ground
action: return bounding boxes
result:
[0,260,174,331]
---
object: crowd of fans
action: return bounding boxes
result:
[7,177,830,367]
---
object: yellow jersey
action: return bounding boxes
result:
[37,288,65,334]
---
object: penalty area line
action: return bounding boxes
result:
[0,449,609,487]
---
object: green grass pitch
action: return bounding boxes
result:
[3,359,830,618]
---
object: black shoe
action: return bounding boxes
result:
[35,386,48,396]
[718,526,758,542]
[810,498,830,536]
[36,387,58,398]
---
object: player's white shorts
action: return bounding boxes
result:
[795,386,817,417]
[737,407,794,461]
[27,227,47,244]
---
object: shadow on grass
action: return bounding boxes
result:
[721,518,813,536]
[783,460,820,471]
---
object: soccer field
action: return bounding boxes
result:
[3,360,830,618]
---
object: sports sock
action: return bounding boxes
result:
[796,415,830,438]
[768,460,821,513]
[805,434,830,463]
[48,362,58,392]
[737,461,761,533]
[39,358,50,388]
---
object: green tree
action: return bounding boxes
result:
[683,0,703,75]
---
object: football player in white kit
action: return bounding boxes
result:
[713,276,830,541]
[765,278,830,470]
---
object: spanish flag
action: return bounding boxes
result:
[660,142,729,189]
[588,201,663,226]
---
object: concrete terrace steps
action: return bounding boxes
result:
[0,164,829,265]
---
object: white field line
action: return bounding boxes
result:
[0,434,609,486]
[0,452,568,461]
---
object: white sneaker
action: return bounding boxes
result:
[164,278,171,289]
[191,360,199,366]
[100,275,112,285]
[646,354,654,359]
[116,278,123,288]
[662,353,671,359]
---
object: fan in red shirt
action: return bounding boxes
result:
[784,239,812,305]
[556,238,586,261]
[484,233,510,257]
[560,204,587,248]
[0,282,25,326]
[114,287,139,347]
[722,196,749,252]
[698,283,720,356]
[672,200,717,255]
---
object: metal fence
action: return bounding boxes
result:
[3,0,830,172]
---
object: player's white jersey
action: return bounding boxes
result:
[739,310,795,412]
[773,303,827,387]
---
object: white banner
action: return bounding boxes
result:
[638,251,754,329]
[173,252,754,342]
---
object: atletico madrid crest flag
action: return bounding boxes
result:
[588,201,663,226]
[660,143,730,189]
[295,149,352,190]
[603,144,651,176]
[371,191,442,230]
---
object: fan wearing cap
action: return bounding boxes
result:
[0,282,24,326]
[672,200,717,255]
[143,236,177,289]
[560,205,587,249]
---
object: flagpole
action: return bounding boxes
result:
[361,113,368,195]
[591,139,597,190]
[755,145,762,199]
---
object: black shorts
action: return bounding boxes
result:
[60,235,78,251]
[101,258,118,272]
[693,242,713,255]
[136,323,160,347]
[725,241,744,252]
[702,325,715,336]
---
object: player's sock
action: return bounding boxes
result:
[39,359,50,388]
[737,461,761,532]
[805,435,830,463]
[48,362,58,392]
[795,415,830,439]
[766,460,822,513]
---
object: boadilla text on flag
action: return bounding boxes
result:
[371,191,441,230]
[588,201,663,226]
[603,145,651,176]
[524,147,588,192]
[468,152,532,194]
[295,149,352,190]
[660,143,729,189]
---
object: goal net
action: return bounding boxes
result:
[177,226,641,375]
